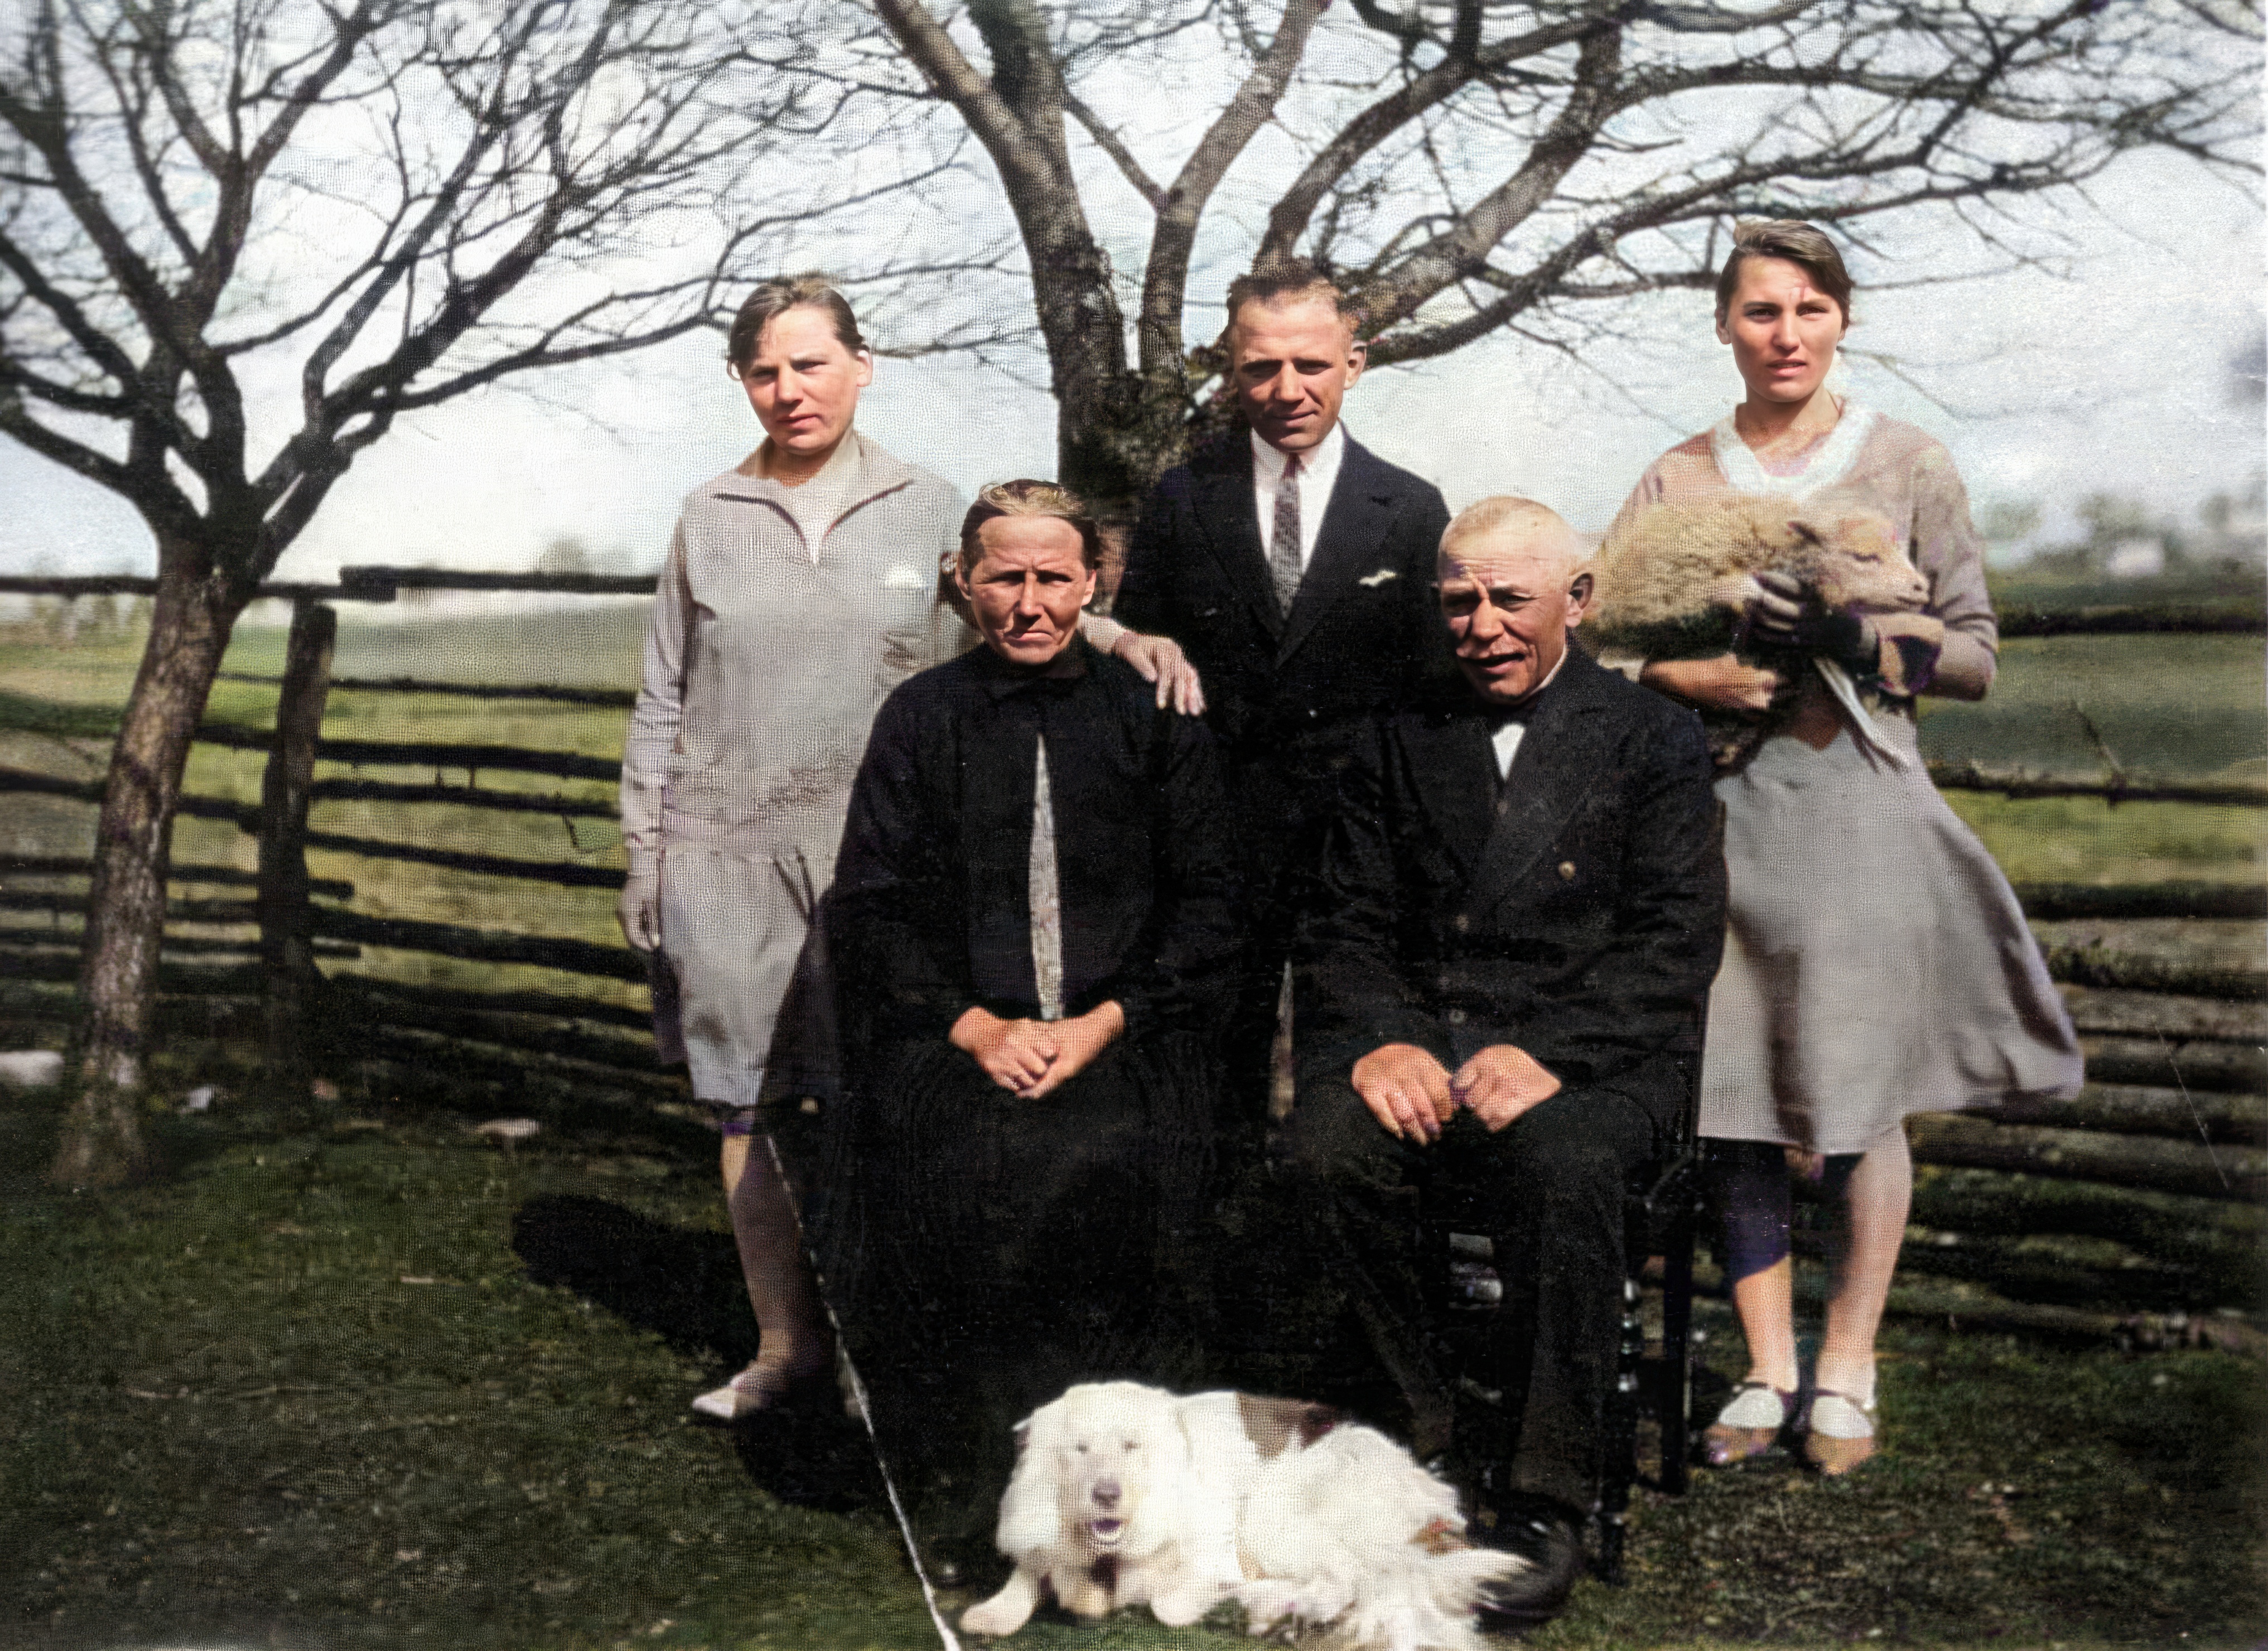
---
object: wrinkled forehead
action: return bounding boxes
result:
[1437,533,1581,595]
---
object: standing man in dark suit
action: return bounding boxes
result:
[1286,498,1725,1627]
[1113,262,1453,1132]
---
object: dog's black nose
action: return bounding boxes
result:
[1092,1478,1121,1508]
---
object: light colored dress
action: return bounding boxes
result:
[1605,405,2083,1152]
[621,431,970,1106]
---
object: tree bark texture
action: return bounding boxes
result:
[54,557,242,1187]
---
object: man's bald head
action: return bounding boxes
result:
[1436,496,1593,705]
[1438,496,1585,582]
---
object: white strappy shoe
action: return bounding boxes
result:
[1802,1388,1879,1476]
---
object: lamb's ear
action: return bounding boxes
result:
[1011,1417,1033,1462]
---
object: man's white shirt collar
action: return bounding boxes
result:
[1251,423,1347,573]
[1489,645,1572,778]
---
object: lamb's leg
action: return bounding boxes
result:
[960,1568,1041,1638]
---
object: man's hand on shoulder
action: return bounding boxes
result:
[1112,629,1205,716]
[1451,1045,1562,1132]
[1350,1043,1455,1143]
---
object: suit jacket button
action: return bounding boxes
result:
[1557,860,1577,881]
[1452,914,1470,933]
[1446,1007,1467,1026]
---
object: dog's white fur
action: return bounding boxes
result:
[960,1380,1526,1650]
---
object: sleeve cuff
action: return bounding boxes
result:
[1078,612,1130,653]
[1869,612,1947,696]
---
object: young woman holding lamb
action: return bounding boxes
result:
[1598,220,2083,1474]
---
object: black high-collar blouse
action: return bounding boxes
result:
[829,638,1244,1075]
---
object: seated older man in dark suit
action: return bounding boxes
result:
[1284,497,1725,1627]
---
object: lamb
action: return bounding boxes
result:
[1583,494,1929,770]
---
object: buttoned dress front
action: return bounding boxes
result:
[621,431,969,1106]
[1606,407,2083,1153]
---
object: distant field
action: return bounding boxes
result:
[1918,633,2265,781]
[1,606,2260,1016]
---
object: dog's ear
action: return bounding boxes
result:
[1135,1392,1206,1543]
[993,1396,1068,1561]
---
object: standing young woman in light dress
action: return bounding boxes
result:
[619,279,1201,1421]
[1606,221,2082,1474]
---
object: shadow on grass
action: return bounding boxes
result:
[510,1191,888,1517]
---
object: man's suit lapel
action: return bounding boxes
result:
[1191,443,1283,640]
[1398,709,1496,885]
[1472,649,1616,913]
[1280,435,1400,664]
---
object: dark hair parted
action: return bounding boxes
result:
[1224,258,1362,336]
[958,480,1103,573]
[1713,220,1855,325]
[726,276,866,372]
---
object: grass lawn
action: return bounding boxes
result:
[2,1057,2262,1651]
[3,602,2264,1650]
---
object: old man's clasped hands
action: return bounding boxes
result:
[1349,1041,1563,1142]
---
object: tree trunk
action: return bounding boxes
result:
[1051,315,1221,522]
[53,557,240,1187]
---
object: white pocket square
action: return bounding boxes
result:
[1357,568,1398,587]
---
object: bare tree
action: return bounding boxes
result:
[770,0,2259,508]
[0,0,832,1184]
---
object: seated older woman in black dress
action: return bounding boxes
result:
[822,479,1242,1568]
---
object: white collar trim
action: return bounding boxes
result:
[1709,403,1876,500]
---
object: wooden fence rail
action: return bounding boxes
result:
[5,579,2263,1338]
[1995,604,2267,638]
[0,856,354,900]
[216,672,638,708]
[1924,760,2268,809]
[189,721,625,783]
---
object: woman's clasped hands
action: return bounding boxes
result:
[950,1001,1126,1100]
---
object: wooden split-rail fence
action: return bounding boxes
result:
[1,571,2262,1349]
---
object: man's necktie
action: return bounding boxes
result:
[1268,452,1303,618]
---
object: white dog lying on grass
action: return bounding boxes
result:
[959,1380,1524,1650]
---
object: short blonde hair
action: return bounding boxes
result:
[1440,496,1582,573]
[957,479,1103,573]
[1225,258,1363,339]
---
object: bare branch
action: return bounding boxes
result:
[1063,89,1166,210]
[1137,0,1325,385]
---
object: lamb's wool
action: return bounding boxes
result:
[1584,495,1928,769]
[1587,494,1926,655]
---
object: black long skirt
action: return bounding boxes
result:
[819,1030,1219,1553]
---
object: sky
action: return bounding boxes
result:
[0,92,2259,588]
